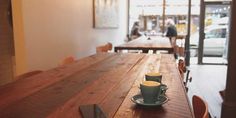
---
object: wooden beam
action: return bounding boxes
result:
[221,1,236,117]
[185,0,191,66]
[198,0,205,64]
[162,0,166,34]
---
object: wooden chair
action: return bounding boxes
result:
[178,59,186,79]
[170,37,178,59]
[60,56,76,66]
[178,59,192,92]
[219,89,225,100]
[96,46,108,53]
[192,95,209,118]
[106,42,112,51]
[15,70,43,79]
[96,42,113,53]
[177,47,185,57]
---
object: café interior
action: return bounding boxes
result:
[0,0,235,118]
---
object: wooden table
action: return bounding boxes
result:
[114,36,174,53]
[0,53,193,118]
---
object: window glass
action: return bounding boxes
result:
[129,0,213,37]
[206,28,227,38]
[129,0,163,36]
[166,0,189,35]
[205,0,231,2]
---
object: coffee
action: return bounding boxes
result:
[145,72,162,83]
[146,72,161,76]
[142,81,160,87]
[140,81,161,104]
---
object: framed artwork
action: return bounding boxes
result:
[93,0,119,28]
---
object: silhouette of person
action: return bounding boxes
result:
[130,21,142,40]
[166,19,178,59]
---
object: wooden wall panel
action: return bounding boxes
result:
[0,0,14,86]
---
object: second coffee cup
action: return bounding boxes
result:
[145,72,162,83]
[140,81,162,104]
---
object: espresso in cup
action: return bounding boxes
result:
[145,72,162,83]
[140,81,161,104]
[142,80,160,86]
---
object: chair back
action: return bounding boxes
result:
[61,56,76,66]
[219,89,225,99]
[96,42,112,53]
[178,59,186,79]
[96,46,107,53]
[106,42,112,51]
[16,70,43,79]
[192,95,209,118]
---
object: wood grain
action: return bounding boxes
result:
[0,53,193,118]
[0,0,14,86]
[114,36,173,53]
[47,53,146,118]
[114,54,194,118]
[0,53,114,110]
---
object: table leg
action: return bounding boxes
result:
[142,49,149,53]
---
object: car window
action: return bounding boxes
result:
[206,28,226,39]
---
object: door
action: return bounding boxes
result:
[0,0,15,85]
[198,1,231,64]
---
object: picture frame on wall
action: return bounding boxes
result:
[93,0,119,28]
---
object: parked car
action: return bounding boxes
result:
[190,25,227,56]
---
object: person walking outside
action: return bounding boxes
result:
[166,19,178,59]
[130,21,142,40]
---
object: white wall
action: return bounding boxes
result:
[21,0,128,71]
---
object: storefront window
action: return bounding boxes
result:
[165,0,189,35]
[129,0,200,37]
[129,0,163,36]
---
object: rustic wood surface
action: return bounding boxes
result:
[114,54,194,118]
[114,36,173,53]
[0,53,114,110]
[0,53,193,118]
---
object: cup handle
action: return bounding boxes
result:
[160,85,167,96]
